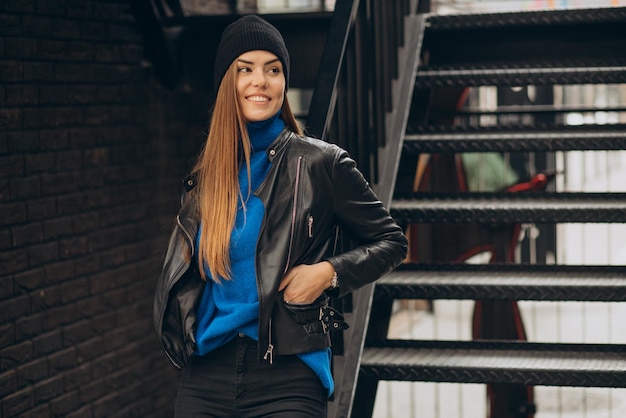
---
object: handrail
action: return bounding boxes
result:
[374,12,425,205]
[306,0,360,140]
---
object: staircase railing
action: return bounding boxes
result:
[306,1,426,416]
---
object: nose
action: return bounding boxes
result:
[251,69,267,87]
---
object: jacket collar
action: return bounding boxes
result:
[266,128,294,162]
[183,128,294,192]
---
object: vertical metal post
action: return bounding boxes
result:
[306,0,361,140]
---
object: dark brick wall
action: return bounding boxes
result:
[0,1,210,416]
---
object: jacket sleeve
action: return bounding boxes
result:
[325,147,408,296]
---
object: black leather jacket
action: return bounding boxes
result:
[154,129,407,369]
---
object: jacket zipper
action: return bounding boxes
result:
[264,155,303,364]
[164,348,183,370]
[307,214,313,238]
[166,215,196,292]
[284,155,302,273]
[263,318,274,364]
[176,214,196,256]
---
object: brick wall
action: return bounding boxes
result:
[0,1,209,416]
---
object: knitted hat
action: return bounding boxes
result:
[214,15,290,91]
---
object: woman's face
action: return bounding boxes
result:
[235,50,286,123]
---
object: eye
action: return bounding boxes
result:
[238,66,251,73]
[268,67,281,74]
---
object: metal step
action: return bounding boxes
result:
[415,8,626,89]
[414,64,626,88]
[427,7,626,30]
[455,104,626,117]
[361,339,626,387]
[390,192,626,224]
[375,264,626,302]
[403,125,626,153]
[420,8,626,80]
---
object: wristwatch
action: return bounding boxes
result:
[329,271,339,289]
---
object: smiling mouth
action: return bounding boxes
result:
[246,95,270,102]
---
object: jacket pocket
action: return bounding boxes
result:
[160,263,205,369]
[284,295,328,333]
[272,291,350,356]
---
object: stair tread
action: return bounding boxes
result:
[376,264,626,302]
[414,64,626,87]
[418,63,626,73]
[403,126,626,152]
[405,126,626,140]
[361,340,626,387]
[426,7,626,30]
[390,192,626,224]
[393,191,626,204]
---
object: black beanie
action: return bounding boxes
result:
[214,15,290,91]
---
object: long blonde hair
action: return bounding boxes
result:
[193,61,303,282]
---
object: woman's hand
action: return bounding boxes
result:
[279,261,335,304]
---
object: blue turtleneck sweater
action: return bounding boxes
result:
[194,112,333,396]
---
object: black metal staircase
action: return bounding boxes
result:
[349,5,626,418]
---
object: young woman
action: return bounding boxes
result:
[154,15,407,417]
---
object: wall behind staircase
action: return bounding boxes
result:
[0,1,210,416]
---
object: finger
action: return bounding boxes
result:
[278,269,295,291]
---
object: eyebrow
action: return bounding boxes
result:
[237,58,280,66]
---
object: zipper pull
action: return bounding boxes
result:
[263,344,274,364]
[264,319,274,364]
[308,215,313,238]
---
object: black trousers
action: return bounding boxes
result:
[174,334,328,418]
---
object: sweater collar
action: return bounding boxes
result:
[246,111,285,152]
